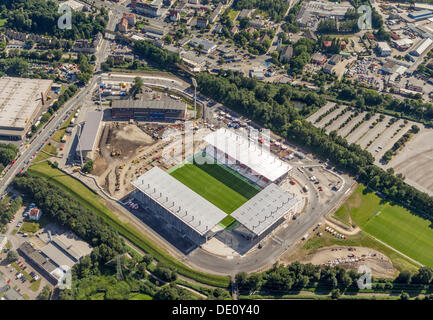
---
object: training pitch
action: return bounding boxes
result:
[335,185,433,267]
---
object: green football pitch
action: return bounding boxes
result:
[169,162,260,227]
[335,185,433,267]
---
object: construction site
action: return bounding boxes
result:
[92,121,187,198]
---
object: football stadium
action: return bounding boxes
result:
[131,128,301,247]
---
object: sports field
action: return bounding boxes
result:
[335,185,433,267]
[169,162,260,227]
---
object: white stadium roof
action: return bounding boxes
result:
[132,167,227,236]
[204,128,291,182]
[231,183,299,237]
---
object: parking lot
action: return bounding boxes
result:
[0,204,51,300]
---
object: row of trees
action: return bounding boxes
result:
[335,81,433,124]
[236,262,433,296]
[196,71,433,221]
[0,196,22,231]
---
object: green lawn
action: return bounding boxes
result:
[169,162,257,227]
[19,222,40,234]
[27,162,231,288]
[32,144,58,163]
[335,185,433,268]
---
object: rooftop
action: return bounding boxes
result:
[76,111,103,153]
[204,128,291,182]
[0,77,52,130]
[112,98,187,111]
[132,167,227,236]
[231,183,299,236]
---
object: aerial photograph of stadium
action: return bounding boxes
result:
[0,0,432,314]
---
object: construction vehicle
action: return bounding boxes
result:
[111,150,122,157]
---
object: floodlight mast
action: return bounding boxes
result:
[77,123,84,168]
[191,78,197,120]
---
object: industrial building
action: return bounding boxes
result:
[0,77,52,140]
[131,0,162,17]
[410,37,433,56]
[296,0,353,27]
[189,38,217,54]
[376,42,392,57]
[392,38,413,51]
[75,111,103,162]
[203,128,291,188]
[111,98,187,121]
[408,10,433,21]
[231,183,300,239]
[132,167,227,245]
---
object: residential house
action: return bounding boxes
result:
[29,207,42,221]
[196,17,209,28]
[118,18,129,33]
[311,52,326,65]
[279,45,293,63]
[123,13,136,26]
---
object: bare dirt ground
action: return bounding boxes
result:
[385,127,433,196]
[300,246,396,278]
[346,113,380,144]
[93,123,160,198]
[306,102,336,123]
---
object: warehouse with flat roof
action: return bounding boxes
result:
[204,128,291,187]
[111,98,187,121]
[132,167,227,245]
[75,111,103,161]
[410,37,433,56]
[0,77,52,140]
[231,183,300,239]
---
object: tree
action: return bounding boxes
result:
[130,76,144,98]
[6,250,18,263]
[155,284,180,300]
[399,291,410,300]
[395,270,412,284]
[412,267,433,285]
[82,160,94,174]
[38,285,52,300]
[331,288,341,299]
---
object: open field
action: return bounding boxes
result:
[27,162,231,288]
[169,163,258,227]
[335,185,433,268]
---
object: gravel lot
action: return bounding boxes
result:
[357,115,393,149]
[337,111,367,138]
[306,102,336,124]
[346,113,380,145]
[325,107,353,134]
